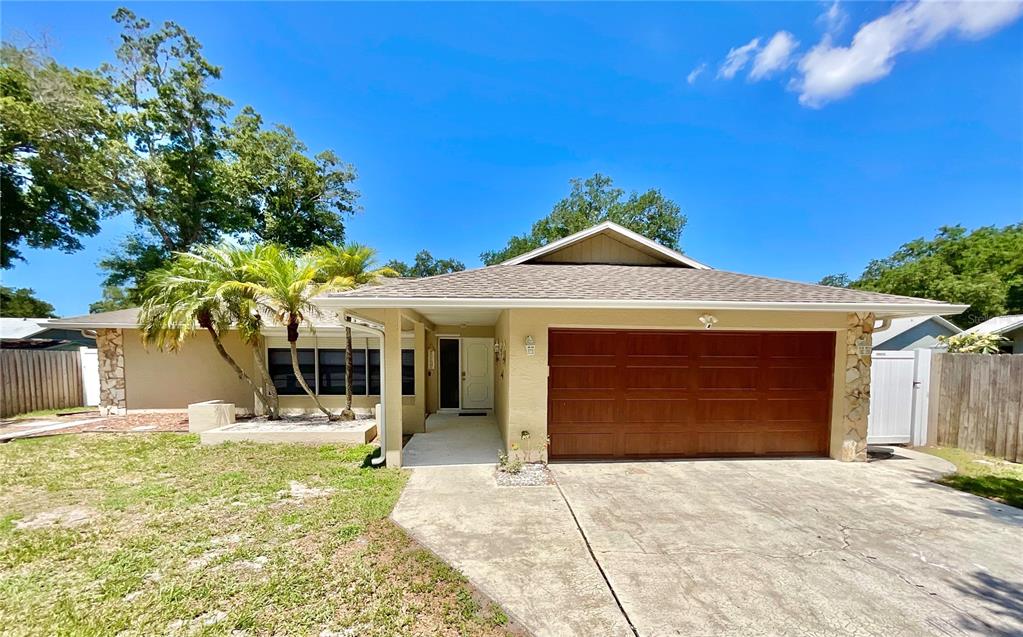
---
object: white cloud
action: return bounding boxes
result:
[817,1,848,36]
[717,37,760,80]
[687,62,707,85]
[796,0,1023,107]
[750,31,799,80]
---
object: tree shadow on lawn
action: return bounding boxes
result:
[939,474,1023,509]
[953,571,1023,636]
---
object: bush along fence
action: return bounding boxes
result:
[0,349,85,418]
[930,352,1023,463]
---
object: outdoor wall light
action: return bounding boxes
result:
[698,313,719,329]
[524,335,536,356]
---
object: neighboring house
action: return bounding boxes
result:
[48,222,966,466]
[0,317,97,350]
[871,315,961,351]
[961,315,1023,354]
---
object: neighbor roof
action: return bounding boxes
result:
[871,315,962,347]
[962,315,1023,336]
[322,264,967,316]
[0,317,52,339]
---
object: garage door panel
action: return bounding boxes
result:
[550,398,616,423]
[549,366,617,390]
[625,366,691,389]
[548,329,834,459]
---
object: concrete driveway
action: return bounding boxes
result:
[392,449,1023,637]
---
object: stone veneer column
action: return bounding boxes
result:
[841,312,874,461]
[97,329,127,416]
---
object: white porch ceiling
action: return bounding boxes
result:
[414,307,501,327]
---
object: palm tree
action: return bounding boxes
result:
[138,245,280,419]
[227,244,346,419]
[312,244,398,420]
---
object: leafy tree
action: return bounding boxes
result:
[313,244,397,420]
[385,250,465,278]
[229,245,346,419]
[480,173,688,265]
[138,244,280,418]
[0,285,57,317]
[224,107,358,250]
[938,332,1008,354]
[848,224,1023,328]
[0,43,115,268]
[818,274,851,288]
[89,286,135,313]
[98,11,360,302]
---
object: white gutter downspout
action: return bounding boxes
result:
[344,312,389,467]
[873,318,892,334]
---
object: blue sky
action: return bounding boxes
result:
[3,2,1022,316]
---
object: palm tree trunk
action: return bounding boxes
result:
[341,326,356,421]
[287,319,334,419]
[251,344,280,419]
[203,325,274,416]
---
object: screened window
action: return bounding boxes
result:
[317,349,367,395]
[401,349,415,396]
[269,348,314,395]
[367,349,381,395]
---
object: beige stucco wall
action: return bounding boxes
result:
[499,308,855,461]
[122,329,257,411]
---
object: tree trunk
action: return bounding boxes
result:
[251,343,280,419]
[288,318,335,420]
[340,325,356,421]
[203,325,275,416]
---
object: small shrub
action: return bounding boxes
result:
[938,332,1008,354]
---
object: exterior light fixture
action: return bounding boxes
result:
[525,335,536,356]
[698,314,719,329]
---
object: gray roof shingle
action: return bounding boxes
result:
[327,264,950,306]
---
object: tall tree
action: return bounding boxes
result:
[89,285,134,313]
[313,244,397,420]
[224,107,359,250]
[138,244,280,418]
[0,286,57,317]
[0,43,115,268]
[480,173,688,265]
[385,250,465,278]
[822,224,1023,328]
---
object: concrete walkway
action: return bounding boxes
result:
[393,446,1023,637]
[402,413,504,467]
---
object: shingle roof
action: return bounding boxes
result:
[327,264,953,307]
[962,315,1023,336]
[0,317,52,339]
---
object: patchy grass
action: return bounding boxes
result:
[920,446,1023,509]
[0,434,516,636]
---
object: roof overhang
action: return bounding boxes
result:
[316,295,968,319]
[500,221,711,269]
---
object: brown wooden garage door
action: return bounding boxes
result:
[548,329,835,459]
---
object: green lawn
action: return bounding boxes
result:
[920,446,1023,509]
[0,434,514,636]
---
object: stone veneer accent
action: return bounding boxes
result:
[841,312,874,461]
[96,329,127,416]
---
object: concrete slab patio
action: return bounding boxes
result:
[394,446,1023,637]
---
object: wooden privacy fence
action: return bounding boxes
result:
[932,353,1023,463]
[0,350,85,418]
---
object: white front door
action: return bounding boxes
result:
[460,337,494,410]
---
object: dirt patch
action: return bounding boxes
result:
[278,481,335,501]
[0,412,188,438]
[14,506,98,530]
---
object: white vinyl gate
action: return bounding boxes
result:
[867,349,932,446]
[79,347,100,406]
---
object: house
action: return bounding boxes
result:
[48,222,966,466]
[0,317,97,350]
[870,315,961,351]
[961,314,1023,353]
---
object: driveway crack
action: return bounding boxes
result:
[554,477,640,637]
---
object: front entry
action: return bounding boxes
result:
[547,328,835,460]
[438,337,494,411]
